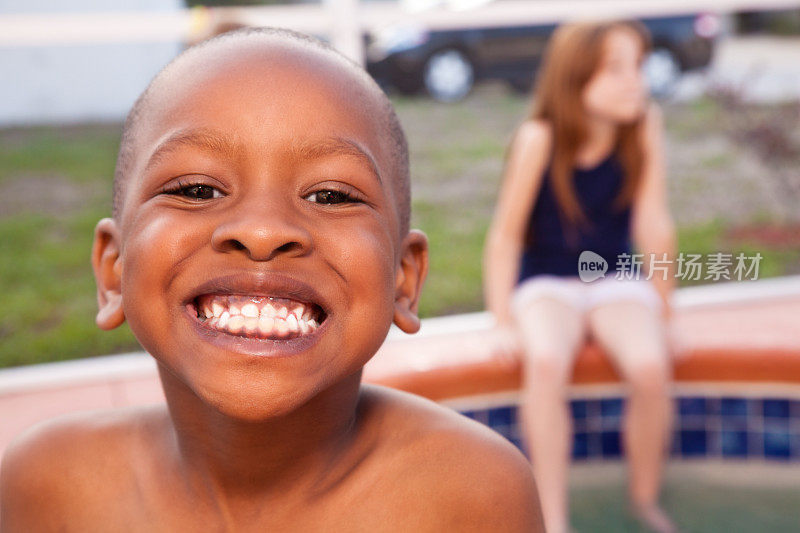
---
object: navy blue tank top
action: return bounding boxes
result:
[517,153,632,283]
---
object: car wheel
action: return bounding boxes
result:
[422,49,474,102]
[642,48,681,97]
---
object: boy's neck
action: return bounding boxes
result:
[157,364,363,500]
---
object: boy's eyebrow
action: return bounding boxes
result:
[293,137,382,184]
[144,130,382,184]
[144,128,239,172]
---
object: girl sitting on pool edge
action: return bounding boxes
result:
[484,19,679,533]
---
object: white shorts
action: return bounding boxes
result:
[511,274,664,317]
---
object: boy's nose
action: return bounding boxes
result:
[210,198,312,262]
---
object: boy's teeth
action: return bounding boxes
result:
[195,294,323,339]
[259,316,275,333]
[244,316,259,333]
[227,315,245,334]
[275,319,289,336]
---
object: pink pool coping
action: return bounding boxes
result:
[2,276,800,457]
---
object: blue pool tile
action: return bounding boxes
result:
[720,416,748,432]
[678,412,707,430]
[669,430,681,457]
[762,399,791,419]
[494,425,514,441]
[680,430,707,457]
[585,399,601,415]
[792,433,800,458]
[459,396,800,462]
[461,409,489,424]
[582,400,603,431]
[488,406,515,427]
[679,397,707,417]
[721,429,748,457]
[748,431,764,457]
[749,399,762,418]
[720,398,748,419]
[508,437,526,456]
[601,430,621,458]
[572,432,589,460]
[706,429,721,456]
[570,400,588,420]
[600,398,624,419]
[764,430,792,460]
[705,397,721,416]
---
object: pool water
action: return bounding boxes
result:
[570,468,800,532]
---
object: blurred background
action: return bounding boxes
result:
[2,0,798,367]
[1,2,799,530]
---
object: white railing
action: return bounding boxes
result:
[2,0,799,47]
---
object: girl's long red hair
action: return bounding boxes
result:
[528,20,652,234]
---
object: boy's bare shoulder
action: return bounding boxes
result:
[358,385,544,532]
[0,405,167,529]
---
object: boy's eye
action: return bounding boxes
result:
[164,182,223,200]
[305,189,360,205]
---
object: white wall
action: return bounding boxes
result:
[0,0,184,126]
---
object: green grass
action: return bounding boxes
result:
[0,125,119,183]
[413,199,489,317]
[1,89,798,367]
[0,209,139,366]
[676,217,800,283]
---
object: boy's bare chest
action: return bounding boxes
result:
[73,452,438,533]
[88,479,424,533]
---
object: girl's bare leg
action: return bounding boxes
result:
[514,297,586,533]
[587,300,676,533]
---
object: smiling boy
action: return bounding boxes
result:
[0,28,543,532]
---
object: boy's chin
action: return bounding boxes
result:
[208,392,311,422]
[170,366,363,423]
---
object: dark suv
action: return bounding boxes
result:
[366,13,719,100]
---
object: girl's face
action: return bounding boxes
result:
[582,27,648,124]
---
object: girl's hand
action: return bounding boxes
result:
[664,316,689,362]
[492,321,523,370]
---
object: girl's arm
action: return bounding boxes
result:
[631,103,678,321]
[483,120,552,325]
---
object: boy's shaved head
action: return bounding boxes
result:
[113,27,410,234]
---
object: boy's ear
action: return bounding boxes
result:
[393,230,429,334]
[91,218,125,330]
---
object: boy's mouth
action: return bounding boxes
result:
[191,294,327,341]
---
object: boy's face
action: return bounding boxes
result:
[92,42,427,420]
